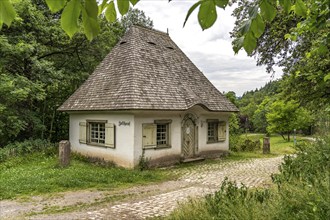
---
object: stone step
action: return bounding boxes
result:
[181,157,205,163]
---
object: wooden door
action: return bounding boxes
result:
[182,118,195,158]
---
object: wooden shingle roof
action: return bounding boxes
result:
[58,25,238,112]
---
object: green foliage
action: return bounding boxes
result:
[266,100,313,141]
[120,8,153,30]
[0,151,168,200]
[229,135,261,152]
[233,0,329,106]
[138,150,151,171]
[1,0,144,146]
[0,139,56,162]
[0,0,16,27]
[163,135,330,220]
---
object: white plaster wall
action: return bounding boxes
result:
[198,114,230,152]
[132,107,231,166]
[183,106,230,153]
[69,107,232,168]
[69,112,135,168]
[133,112,182,166]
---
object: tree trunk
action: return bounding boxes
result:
[280,133,286,141]
[287,133,290,142]
[48,109,56,141]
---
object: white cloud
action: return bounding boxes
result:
[135,0,282,96]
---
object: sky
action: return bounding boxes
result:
[134,0,282,96]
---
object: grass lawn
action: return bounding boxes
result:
[0,152,171,200]
[0,134,308,200]
[228,134,309,160]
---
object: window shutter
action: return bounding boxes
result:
[218,121,226,141]
[105,123,115,148]
[142,123,157,148]
[79,122,87,144]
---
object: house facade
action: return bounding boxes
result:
[59,25,238,168]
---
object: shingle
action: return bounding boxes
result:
[58,25,239,112]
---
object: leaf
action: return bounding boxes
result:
[45,0,66,13]
[130,0,139,6]
[117,0,130,16]
[198,0,217,30]
[279,0,291,14]
[239,20,251,35]
[284,33,291,39]
[251,14,265,38]
[259,0,276,22]
[233,36,244,54]
[183,1,202,27]
[85,0,98,19]
[248,5,259,19]
[98,0,108,15]
[243,32,257,55]
[0,0,16,26]
[324,74,330,82]
[61,0,82,38]
[105,1,117,23]
[215,0,228,9]
[295,0,307,17]
[82,8,100,41]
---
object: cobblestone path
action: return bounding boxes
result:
[1,156,283,220]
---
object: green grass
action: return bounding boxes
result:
[228,134,310,160]
[0,152,171,200]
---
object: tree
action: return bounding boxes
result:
[266,100,313,141]
[0,0,125,146]
[120,8,153,30]
[232,0,330,108]
[2,0,326,61]
[252,97,272,133]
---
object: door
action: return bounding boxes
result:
[182,118,196,158]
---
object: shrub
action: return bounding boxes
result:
[0,139,56,162]
[164,135,330,219]
[229,135,261,152]
[138,150,151,171]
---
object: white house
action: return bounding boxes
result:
[58,25,238,168]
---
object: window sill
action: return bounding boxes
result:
[207,140,225,144]
[86,142,115,149]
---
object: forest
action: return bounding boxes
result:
[0,0,153,147]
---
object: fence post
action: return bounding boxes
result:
[263,137,270,154]
[59,140,70,167]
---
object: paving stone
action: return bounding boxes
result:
[85,156,283,220]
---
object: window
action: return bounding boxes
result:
[142,120,171,149]
[208,121,218,142]
[89,122,105,144]
[157,124,169,146]
[79,120,115,148]
[207,120,226,143]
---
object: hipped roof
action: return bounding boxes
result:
[58,25,238,112]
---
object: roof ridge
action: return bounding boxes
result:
[131,25,169,37]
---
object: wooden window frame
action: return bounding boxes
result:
[207,119,226,143]
[142,120,172,149]
[79,120,115,148]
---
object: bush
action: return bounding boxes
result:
[229,135,261,152]
[0,139,56,162]
[164,135,330,219]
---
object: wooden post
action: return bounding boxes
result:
[263,137,270,154]
[59,140,70,167]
